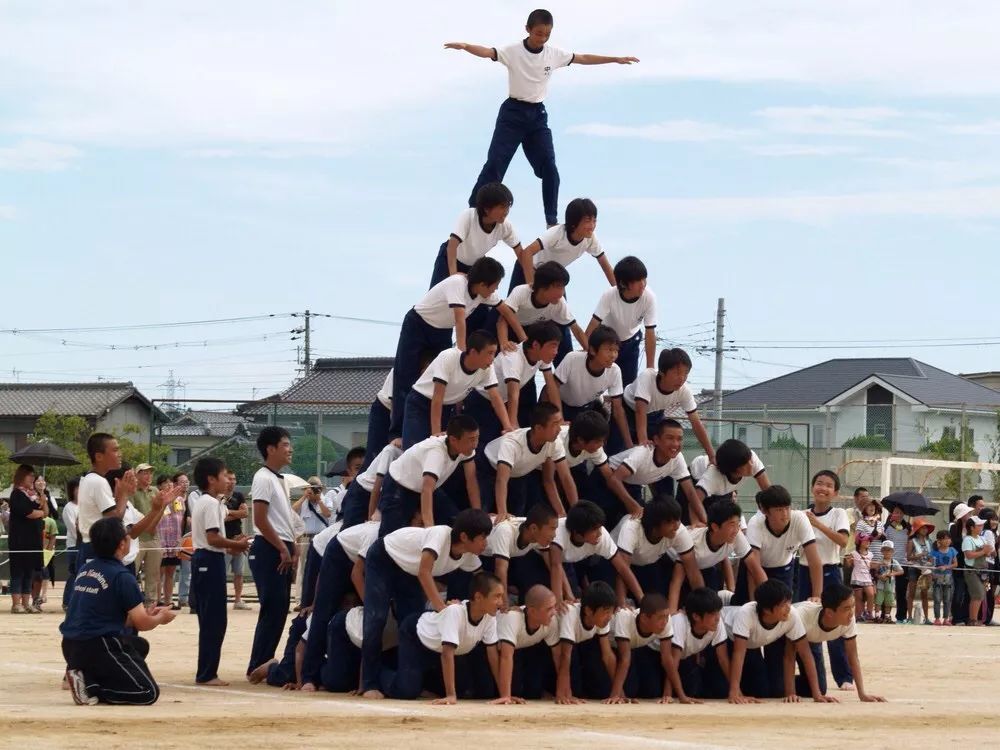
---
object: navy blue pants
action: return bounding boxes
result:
[402,390,455,449]
[511,642,557,698]
[796,563,852,690]
[571,636,613,699]
[617,330,643,391]
[300,544,322,610]
[321,610,362,692]
[478,465,545,517]
[62,546,78,609]
[302,540,356,686]
[378,474,462,537]
[192,549,227,683]
[266,614,307,688]
[464,389,505,450]
[62,635,158,705]
[608,401,666,456]
[733,561,794,695]
[508,550,551,603]
[390,309,453,439]
[470,98,560,227]
[247,537,294,673]
[591,479,645,532]
[560,400,605,425]
[678,647,729,699]
[624,645,665,699]
[731,640,785,699]
[362,398,391,471]
[339,481,370,529]
[360,540,429,693]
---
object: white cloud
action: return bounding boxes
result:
[604,186,1000,224]
[0,205,15,220]
[0,139,82,170]
[567,119,748,142]
[754,106,908,138]
[748,144,861,156]
[946,121,1000,136]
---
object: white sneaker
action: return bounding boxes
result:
[66,670,97,705]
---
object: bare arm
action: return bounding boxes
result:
[445,235,461,276]
[688,413,715,464]
[350,558,366,601]
[488,386,516,433]
[491,642,518,702]
[609,465,644,518]
[569,322,588,350]
[494,463,513,519]
[463,460,482,511]
[253,502,292,570]
[518,240,541,284]
[573,53,640,65]
[610,399,633,449]
[127,603,175,632]
[418,550,448,612]
[845,637,884,702]
[678,549,705,592]
[505,379,521,427]
[541,370,562,413]
[430,381,447,436]
[643,328,656,369]
[454,307,467,351]
[497,317,514,353]
[206,530,250,553]
[597,255,616,286]
[443,42,497,59]
[680,479,706,526]
[804,543,823,599]
[368,476,384,520]
[435,645,458,704]
[606,640,631,702]
[610,551,644,603]
[634,400,650,445]
[553,460,578,509]
[420,474,437,529]
[496,303,528,352]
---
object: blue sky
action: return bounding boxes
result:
[2,1,1000,404]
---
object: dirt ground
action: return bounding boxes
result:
[0,584,992,750]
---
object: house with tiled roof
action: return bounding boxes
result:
[0,382,167,451]
[157,409,254,465]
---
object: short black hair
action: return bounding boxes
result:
[105,466,128,492]
[613,256,647,288]
[155,474,170,488]
[470,570,503,599]
[533,261,570,290]
[651,418,683,438]
[568,410,609,444]
[811,469,841,492]
[754,579,792,611]
[564,197,596,235]
[468,256,505,287]
[525,502,558,528]
[66,475,81,503]
[821,582,854,611]
[346,447,366,464]
[707,498,742,529]
[588,324,620,353]
[853,487,869,498]
[936,530,950,541]
[194,456,227,492]
[451,508,493,543]
[685,587,723,620]
[90,516,128,558]
[474,182,513,217]
[715,439,753,478]
[658,348,692,373]
[641,495,681,536]
[524,320,562,347]
[256,426,291,460]
[526,8,554,28]
[581,580,616,611]
[566,499,606,536]
[529,401,561,427]
[170,471,187,483]
[86,432,115,462]
[639,593,669,616]
[757,485,792,510]
[446,414,479,440]
[467,329,498,352]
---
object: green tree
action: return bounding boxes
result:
[210,440,263,485]
[0,441,12,490]
[291,434,345,479]
[841,434,891,450]
[920,425,979,497]
[114,424,172,477]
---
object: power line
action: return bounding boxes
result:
[0,313,293,334]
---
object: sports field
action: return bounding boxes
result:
[0,587,990,750]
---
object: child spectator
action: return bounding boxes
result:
[930,530,957,625]
[906,518,935,624]
[873,540,903,623]
[850,534,875,621]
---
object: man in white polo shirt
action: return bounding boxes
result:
[246,426,297,676]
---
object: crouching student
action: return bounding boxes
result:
[340,443,402,528]
[361,509,491,698]
[490,584,561,703]
[247,613,309,689]
[485,504,559,599]
[724,580,833,704]
[554,581,617,703]
[664,587,731,700]
[606,594,690,704]
[363,369,393,470]
[382,571,504,703]
[694,438,770,515]
[497,261,588,361]
[792,583,885,702]
[61,517,176,706]
[191,457,251,686]
[322,606,399,694]
[558,410,633,507]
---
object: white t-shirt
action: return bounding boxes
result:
[417,601,498,654]
[313,520,379,561]
[495,40,574,103]
[485,517,548,559]
[413,273,501,329]
[77,472,116,544]
[62,501,79,548]
[666,611,729,659]
[687,526,752,570]
[345,606,398,650]
[722,602,806,649]
[300,496,335,536]
[552,517,617,563]
[388,435,475,493]
[558,602,611,644]
[623,369,698,415]
[497,607,561,649]
[745,510,816,568]
[484,427,566,477]
[612,516,693,567]
[612,608,673,649]
[192,495,227,553]
[451,207,520,266]
[801,506,849,567]
[554,351,624,407]
[479,345,552,402]
[696,451,766,498]
[532,225,605,268]
[121,501,142,565]
[688,455,710,484]
[609,445,691,487]
[412,347,499,404]
[250,466,296,543]
[504,283,574,327]
[383,525,482,577]
[355,444,403,493]
[792,601,858,643]
[376,370,393,410]
[559,424,608,470]
[311,520,343,556]
[592,287,658,340]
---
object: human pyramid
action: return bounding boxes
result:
[59,9,886,708]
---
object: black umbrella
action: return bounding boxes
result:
[10,441,81,468]
[882,491,940,517]
[324,457,348,478]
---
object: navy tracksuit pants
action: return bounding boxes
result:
[795,563,853,691]
[389,309,453,439]
[301,540,357,686]
[192,549,227,683]
[247,537,294,674]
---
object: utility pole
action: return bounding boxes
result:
[304,309,312,377]
[291,310,314,378]
[712,298,726,443]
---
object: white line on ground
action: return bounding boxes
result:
[568,730,737,750]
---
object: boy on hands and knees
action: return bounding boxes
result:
[246,427,298,677]
[62,517,176,706]
[664,587,732,700]
[485,503,559,598]
[694,438,771,514]
[339,442,402,528]
[191,457,251,687]
[490,584,561,703]
[554,581,617,704]
[361,509,491,699]
[792,583,885,702]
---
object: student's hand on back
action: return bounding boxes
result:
[502,341,518,353]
